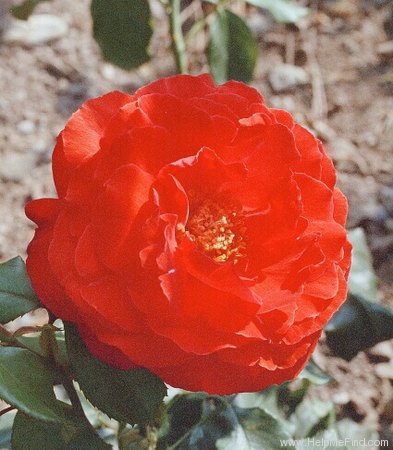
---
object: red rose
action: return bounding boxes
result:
[26,74,351,394]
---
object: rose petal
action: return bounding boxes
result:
[53,91,132,196]
[92,164,154,268]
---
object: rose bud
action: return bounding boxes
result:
[26,74,351,394]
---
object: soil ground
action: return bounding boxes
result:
[0,0,392,442]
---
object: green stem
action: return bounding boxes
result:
[117,422,127,450]
[1,323,94,434]
[0,324,14,341]
[61,373,104,441]
[0,406,15,417]
[185,16,206,45]
[167,427,193,450]
[184,0,231,45]
[0,324,44,359]
[62,376,86,418]
[169,0,188,73]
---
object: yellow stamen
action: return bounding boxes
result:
[180,197,247,263]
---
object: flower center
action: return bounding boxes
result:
[178,196,247,263]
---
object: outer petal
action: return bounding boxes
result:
[81,322,191,369]
[157,333,319,395]
[135,73,215,98]
[26,199,77,321]
[137,94,236,160]
[53,91,132,196]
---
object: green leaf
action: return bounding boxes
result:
[298,359,333,385]
[277,381,310,419]
[246,0,309,23]
[216,407,296,449]
[157,393,208,449]
[208,9,258,84]
[290,398,335,439]
[348,227,379,303]
[234,387,286,425]
[325,293,393,360]
[12,410,111,450]
[0,425,12,449]
[10,0,50,20]
[234,361,331,424]
[91,0,153,70]
[158,395,296,449]
[17,330,68,367]
[65,323,167,425]
[0,409,15,449]
[325,227,393,359]
[0,347,66,423]
[208,9,229,85]
[0,257,40,324]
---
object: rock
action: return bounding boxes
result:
[17,119,36,135]
[268,64,309,93]
[31,139,52,163]
[0,152,38,182]
[269,95,296,112]
[329,137,357,160]
[311,120,337,142]
[384,10,393,40]
[101,63,117,81]
[329,137,374,174]
[338,173,384,227]
[0,0,12,34]
[377,41,393,57]
[57,82,88,116]
[328,137,365,173]
[369,341,393,360]
[3,14,68,46]
[375,363,393,380]
[352,201,389,229]
[367,0,391,7]
[370,235,393,259]
[247,13,273,36]
[295,49,307,67]
[322,0,358,19]
[385,218,393,232]
[379,185,393,216]
[381,398,393,422]
[332,391,350,405]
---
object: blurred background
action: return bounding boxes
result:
[0,0,392,444]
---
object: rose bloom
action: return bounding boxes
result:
[26,74,351,394]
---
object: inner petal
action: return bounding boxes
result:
[179,193,247,264]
